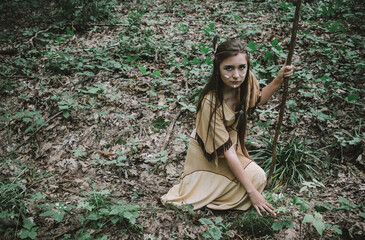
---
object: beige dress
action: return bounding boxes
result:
[161,71,267,210]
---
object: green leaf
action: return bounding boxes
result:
[303,213,325,236]
[28,228,37,239]
[79,71,94,77]
[360,211,365,219]
[346,94,358,102]
[338,196,350,205]
[29,192,46,202]
[87,212,99,220]
[110,216,119,224]
[314,205,329,212]
[152,70,161,77]
[66,27,74,35]
[63,111,70,118]
[332,224,342,234]
[272,220,294,231]
[182,57,188,66]
[22,117,33,123]
[139,66,147,74]
[303,213,314,223]
[199,218,213,225]
[248,41,257,52]
[215,217,223,224]
[114,62,122,69]
[23,218,36,230]
[20,229,30,239]
[299,201,310,212]
[53,211,64,222]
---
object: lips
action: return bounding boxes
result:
[231,81,241,84]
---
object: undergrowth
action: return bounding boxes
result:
[0,0,364,239]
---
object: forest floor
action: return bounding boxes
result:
[0,0,364,239]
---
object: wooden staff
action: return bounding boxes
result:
[267,0,302,186]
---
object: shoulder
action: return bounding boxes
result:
[202,91,222,105]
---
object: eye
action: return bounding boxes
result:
[224,66,233,71]
[239,64,246,70]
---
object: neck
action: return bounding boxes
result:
[223,85,240,100]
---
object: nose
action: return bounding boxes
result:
[232,69,239,78]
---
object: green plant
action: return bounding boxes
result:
[54,0,118,24]
[153,150,168,163]
[76,188,141,237]
[199,217,235,240]
[272,195,343,237]
[299,179,325,198]
[0,179,25,229]
[175,134,189,149]
[51,93,78,119]
[152,117,170,132]
[19,218,38,239]
[334,119,364,147]
[15,110,47,133]
[251,134,322,189]
[232,208,274,237]
[73,147,87,158]
[38,201,74,223]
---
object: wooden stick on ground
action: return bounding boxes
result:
[160,110,182,152]
[267,0,302,186]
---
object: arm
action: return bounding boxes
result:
[224,146,276,216]
[258,64,295,106]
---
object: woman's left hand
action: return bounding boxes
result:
[276,63,295,84]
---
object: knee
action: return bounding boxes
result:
[250,163,267,188]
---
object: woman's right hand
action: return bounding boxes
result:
[248,190,276,217]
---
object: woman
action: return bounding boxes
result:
[161,37,294,217]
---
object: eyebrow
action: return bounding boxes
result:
[223,64,246,67]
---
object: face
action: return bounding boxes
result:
[219,53,248,89]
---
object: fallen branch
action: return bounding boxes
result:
[0,111,63,160]
[160,110,182,152]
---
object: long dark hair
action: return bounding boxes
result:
[196,38,251,159]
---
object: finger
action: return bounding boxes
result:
[264,202,274,209]
[263,204,276,216]
[259,206,267,215]
[254,206,262,216]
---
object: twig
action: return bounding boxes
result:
[60,187,84,197]
[160,110,182,152]
[0,111,63,160]
[267,0,302,185]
